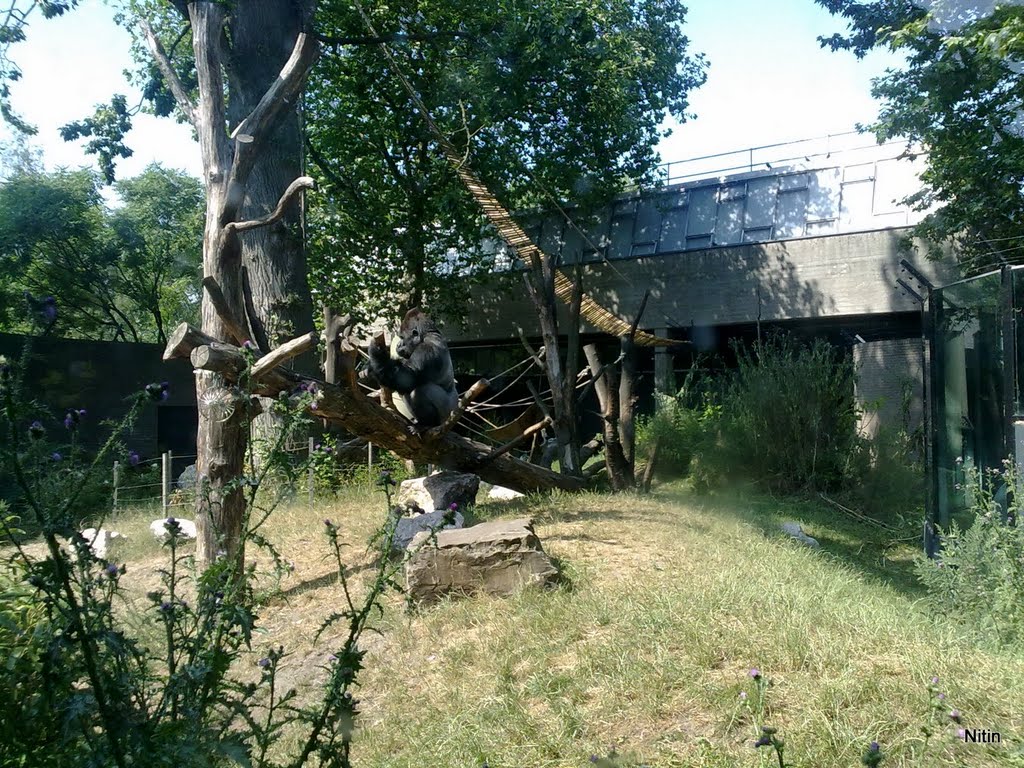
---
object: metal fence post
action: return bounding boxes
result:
[161,452,170,515]
[308,436,315,508]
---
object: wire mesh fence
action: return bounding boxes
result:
[112,438,383,516]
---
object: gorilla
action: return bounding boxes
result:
[368,308,458,430]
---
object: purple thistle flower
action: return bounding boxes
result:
[51,452,62,462]
[739,691,748,700]
[949,709,961,723]
[105,563,119,578]
[937,692,946,701]
[242,339,257,351]
[64,408,86,430]
[145,381,171,402]
[957,728,966,740]
[28,421,45,440]
[128,451,140,467]
[754,735,772,748]
[869,741,879,752]
[931,676,939,685]
[257,657,271,669]
[160,601,172,613]
[749,668,761,680]
[449,502,458,511]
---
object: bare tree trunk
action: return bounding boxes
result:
[523,260,582,477]
[142,3,318,569]
[228,1,317,457]
[584,343,634,490]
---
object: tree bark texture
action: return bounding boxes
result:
[228,1,318,458]
[584,343,634,491]
[145,3,318,568]
[523,261,581,477]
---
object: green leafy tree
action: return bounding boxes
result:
[109,164,203,344]
[817,1,1024,273]
[0,164,202,342]
[307,0,706,324]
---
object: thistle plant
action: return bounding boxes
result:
[0,303,437,767]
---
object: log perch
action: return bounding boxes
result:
[176,340,584,493]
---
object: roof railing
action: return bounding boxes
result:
[657,130,916,185]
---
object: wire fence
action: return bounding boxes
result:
[112,438,382,516]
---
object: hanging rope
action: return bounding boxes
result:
[352,1,678,347]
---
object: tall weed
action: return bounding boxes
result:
[916,464,1024,648]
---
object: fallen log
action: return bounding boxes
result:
[166,323,585,493]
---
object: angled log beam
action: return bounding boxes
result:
[476,416,552,467]
[250,331,317,381]
[190,342,585,493]
[139,18,197,126]
[202,277,250,345]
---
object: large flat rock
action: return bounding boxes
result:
[406,517,558,604]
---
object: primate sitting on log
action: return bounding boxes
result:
[368,308,458,430]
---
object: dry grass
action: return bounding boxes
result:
[32,484,1024,767]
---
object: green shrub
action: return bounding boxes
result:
[635,392,712,479]
[916,465,1024,648]
[692,335,863,494]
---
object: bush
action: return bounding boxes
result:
[691,335,863,494]
[916,465,1024,648]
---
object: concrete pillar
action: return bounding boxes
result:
[653,328,675,402]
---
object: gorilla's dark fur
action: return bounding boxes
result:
[368,308,458,429]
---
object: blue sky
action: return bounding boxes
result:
[0,1,901,181]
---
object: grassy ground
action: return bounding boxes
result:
[52,483,1024,767]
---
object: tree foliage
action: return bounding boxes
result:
[0,163,202,342]
[306,0,706,324]
[817,1,1024,273]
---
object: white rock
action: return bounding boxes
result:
[79,528,126,559]
[150,517,198,540]
[487,484,525,501]
[780,521,820,548]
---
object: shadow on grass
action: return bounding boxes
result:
[661,483,927,598]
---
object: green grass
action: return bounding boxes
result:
[28,482,1024,767]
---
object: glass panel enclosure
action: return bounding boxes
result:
[929,268,1011,529]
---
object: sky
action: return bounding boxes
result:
[0,1,903,183]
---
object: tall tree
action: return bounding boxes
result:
[817,0,1024,273]
[0,165,202,342]
[306,0,706,324]
[109,164,204,345]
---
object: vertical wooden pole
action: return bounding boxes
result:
[112,461,120,511]
[367,441,374,485]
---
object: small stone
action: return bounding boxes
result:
[176,464,198,490]
[150,518,198,540]
[397,471,479,511]
[780,521,820,548]
[391,509,465,551]
[487,484,525,501]
[80,528,126,559]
